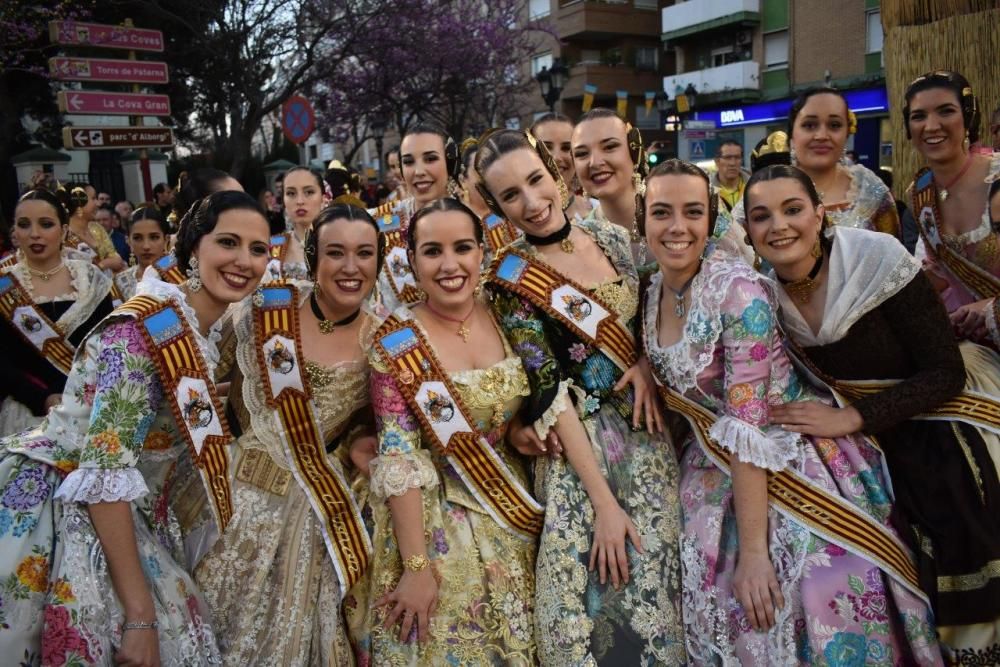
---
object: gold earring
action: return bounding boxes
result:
[963,130,970,153]
[811,237,823,258]
[558,178,570,210]
[753,252,762,271]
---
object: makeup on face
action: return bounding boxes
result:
[401,133,449,206]
[643,174,710,276]
[744,178,824,273]
[409,209,483,310]
[313,219,378,309]
[483,149,562,237]
[791,94,850,171]
[572,117,633,199]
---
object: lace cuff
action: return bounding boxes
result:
[55,467,149,504]
[369,451,439,498]
[708,416,799,472]
[533,379,574,440]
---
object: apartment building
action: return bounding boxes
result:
[660,0,889,169]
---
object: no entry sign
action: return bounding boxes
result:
[282,95,315,145]
[49,57,169,84]
[62,127,174,150]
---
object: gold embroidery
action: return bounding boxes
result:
[235,448,291,496]
[590,277,637,322]
[938,558,1000,593]
[951,422,985,504]
[452,357,529,429]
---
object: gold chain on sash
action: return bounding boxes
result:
[252,283,371,593]
[115,295,234,529]
[0,271,75,374]
[374,314,544,539]
[657,384,927,602]
[912,167,1000,300]
[488,247,636,373]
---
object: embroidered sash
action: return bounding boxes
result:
[150,254,186,285]
[115,296,234,529]
[374,204,422,305]
[911,167,1000,300]
[109,280,124,307]
[265,233,291,282]
[0,272,75,374]
[64,229,97,262]
[656,382,927,602]
[251,283,371,594]
[481,214,519,254]
[489,248,636,373]
[374,315,544,540]
[0,253,16,270]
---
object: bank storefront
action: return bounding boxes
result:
[678,87,892,172]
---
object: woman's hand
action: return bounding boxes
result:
[733,551,784,632]
[349,435,377,477]
[100,255,126,273]
[589,501,643,591]
[769,401,862,438]
[115,625,161,667]
[614,356,664,434]
[375,567,439,643]
[950,299,992,340]
[507,414,562,458]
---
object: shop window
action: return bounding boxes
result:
[764,30,789,70]
[529,0,550,19]
[531,52,553,77]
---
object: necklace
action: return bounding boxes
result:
[664,271,697,318]
[937,153,974,202]
[309,292,361,334]
[422,300,475,342]
[24,261,66,282]
[776,252,824,303]
[525,218,574,254]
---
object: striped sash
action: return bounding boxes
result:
[265,233,291,282]
[150,254,186,285]
[657,383,927,602]
[0,254,17,270]
[481,214,519,254]
[64,229,97,261]
[251,283,371,594]
[488,248,636,373]
[115,296,234,529]
[374,315,544,540]
[381,230,422,305]
[911,167,1000,300]
[0,272,75,374]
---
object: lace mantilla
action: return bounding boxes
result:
[369,451,439,498]
[708,416,800,472]
[532,378,573,440]
[114,265,140,301]
[644,252,769,394]
[825,164,889,232]
[136,276,223,373]
[8,259,111,336]
[55,467,149,504]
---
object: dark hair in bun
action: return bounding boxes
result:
[128,206,169,234]
[65,183,93,217]
[174,190,265,272]
[305,203,384,276]
[17,189,69,226]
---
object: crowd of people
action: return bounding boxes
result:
[0,68,998,666]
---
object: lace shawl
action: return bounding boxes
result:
[6,259,111,337]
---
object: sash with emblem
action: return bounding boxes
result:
[252,283,371,593]
[0,272,76,374]
[264,233,291,281]
[374,315,544,540]
[63,229,98,262]
[150,254,186,285]
[375,207,423,305]
[115,295,234,529]
[654,380,928,602]
[488,248,636,373]
[481,214,519,255]
[0,253,17,270]
[911,167,1000,301]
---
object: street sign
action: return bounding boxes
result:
[49,20,164,52]
[690,140,706,159]
[282,95,315,145]
[49,57,169,84]
[58,91,171,116]
[62,127,174,150]
[685,120,717,130]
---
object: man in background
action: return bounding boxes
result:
[711,140,750,214]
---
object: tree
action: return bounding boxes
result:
[313,0,548,161]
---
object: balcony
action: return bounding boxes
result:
[661,0,760,44]
[558,0,661,41]
[561,62,663,100]
[662,60,760,104]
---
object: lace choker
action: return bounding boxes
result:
[777,252,824,303]
[525,218,574,254]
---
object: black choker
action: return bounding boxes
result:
[310,292,361,334]
[525,218,574,253]
[776,253,824,303]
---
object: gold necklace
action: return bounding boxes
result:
[776,253,824,303]
[24,262,66,282]
[423,300,475,342]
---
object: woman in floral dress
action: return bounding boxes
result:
[477,129,684,665]
[0,190,272,666]
[195,204,380,666]
[640,159,941,665]
[362,198,538,665]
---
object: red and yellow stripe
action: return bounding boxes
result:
[0,272,75,375]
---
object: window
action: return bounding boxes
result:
[764,30,789,69]
[866,10,883,53]
[531,52,553,77]
[580,49,601,65]
[529,0,550,19]
[711,45,734,68]
[633,0,658,8]
[635,46,658,71]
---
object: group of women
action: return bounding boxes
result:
[0,68,997,667]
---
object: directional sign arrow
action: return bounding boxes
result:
[74,130,89,146]
[68,94,83,111]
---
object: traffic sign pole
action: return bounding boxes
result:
[124,19,153,202]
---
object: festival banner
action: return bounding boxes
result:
[616,90,628,118]
[582,84,597,113]
[645,91,655,114]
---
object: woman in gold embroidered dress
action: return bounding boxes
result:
[362,198,537,665]
[195,204,380,666]
[64,183,126,273]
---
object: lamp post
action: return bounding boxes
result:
[370,114,387,181]
[536,57,570,112]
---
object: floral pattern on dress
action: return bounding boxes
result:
[643,254,942,666]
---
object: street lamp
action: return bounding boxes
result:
[536,57,570,112]
[370,114,388,181]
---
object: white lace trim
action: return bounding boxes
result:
[113,265,140,301]
[708,415,800,472]
[369,451,439,498]
[135,276,223,373]
[6,259,111,336]
[825,163,889,232]
[55,467,149,504]
[533,378,573,440]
